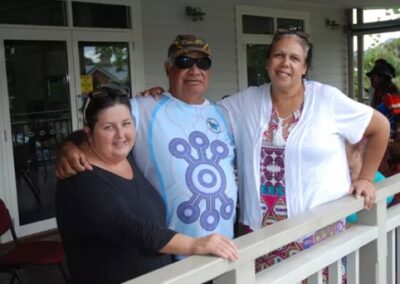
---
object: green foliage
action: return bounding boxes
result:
[93,46,128,71]
[390,8,400,14]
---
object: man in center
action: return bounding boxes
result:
[132,35,237,241]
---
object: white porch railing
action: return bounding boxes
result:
[125,173,400,284]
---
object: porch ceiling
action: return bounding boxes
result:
[287,0,400,9]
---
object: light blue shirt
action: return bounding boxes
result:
[131,94,237,243]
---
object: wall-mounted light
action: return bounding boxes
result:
[325,19,340,30]
[185,6,205,22]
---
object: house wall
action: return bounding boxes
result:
[141,0,349,102]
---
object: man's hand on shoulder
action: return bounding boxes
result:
[136,86,165,99]
[55,141,92,179]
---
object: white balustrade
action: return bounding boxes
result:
[125,174,400,284]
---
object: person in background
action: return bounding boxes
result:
[365,59,400,186]
[367,59,398,109]
[56,36,238,260]
[56,87,238,284]
[366,59,400,138]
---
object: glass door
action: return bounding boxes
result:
[246,44,270,87]
[0,29,77,236]
[0,29,135,237]
[6,40,72,226]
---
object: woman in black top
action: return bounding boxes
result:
[56,87,238,284]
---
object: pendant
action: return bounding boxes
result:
[272,118,287,147]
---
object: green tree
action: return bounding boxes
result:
[94,46,128,72]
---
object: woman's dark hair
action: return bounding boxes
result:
[83,87,131,130]
[266,29,313,78]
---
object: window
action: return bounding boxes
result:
[0,1,67,26]
[242,15,273,35]
[277,18,304,31]
[350,8,400,102]
[236,6,309,89]
[72,2,131,29]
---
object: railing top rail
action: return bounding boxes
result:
[125,173,400,284]
[375,172,400,201]
[256,224,377,284]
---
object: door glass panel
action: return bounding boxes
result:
[0,1,67,26]
[72,2,131,29]
[246,44,270,87]
[5,40,72,225]
[242,15,273,34]
[78,42,131,96]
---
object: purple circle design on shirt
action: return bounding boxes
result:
[169,131,234,231]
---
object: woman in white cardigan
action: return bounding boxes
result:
[218,29,389,272]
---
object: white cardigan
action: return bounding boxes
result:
[219,80,373,230]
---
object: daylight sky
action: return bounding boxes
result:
[361,9,400,50]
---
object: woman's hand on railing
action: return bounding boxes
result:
[160,233,239,261]
[191,233,239,261]
[136,86,165,99]
[349,178,376,209]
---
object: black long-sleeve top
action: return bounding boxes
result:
[56,154,176,284]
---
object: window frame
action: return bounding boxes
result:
[348,8,400,102]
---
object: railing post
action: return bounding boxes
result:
[308,271,323,284]
[213,262,255,284]
[346,250,360,283]
[358,200,387,284]
[397,227,400,284]
[387,230,395,284]
[328,259,342,284]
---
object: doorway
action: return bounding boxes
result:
[0,28,136,237]
[5,39,72,226]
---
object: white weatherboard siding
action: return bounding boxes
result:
[141,0,348,102]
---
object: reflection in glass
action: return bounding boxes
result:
[5,40,72,225]
[277,18,304,31]
[78,42,131,96]
[242,15,273,34]
[246,44,270,87]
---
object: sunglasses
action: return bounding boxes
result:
[275,28,310,42]
[174,55,212,70]
[83,87,130,122]
[89,88,130,99]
